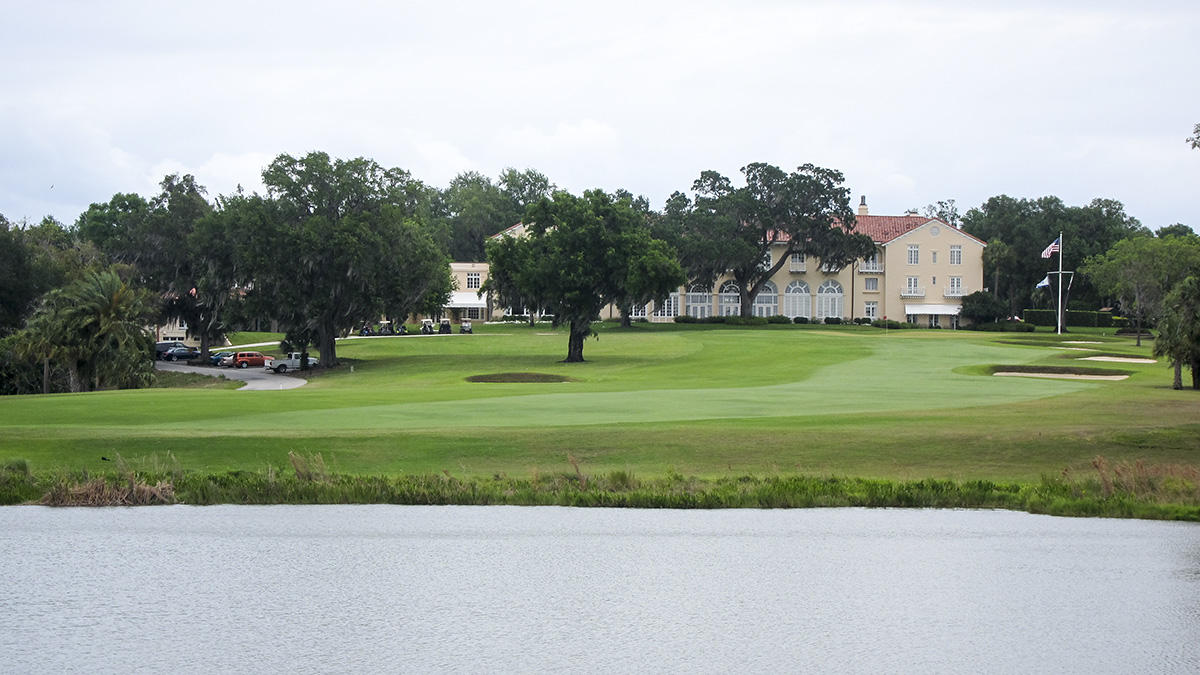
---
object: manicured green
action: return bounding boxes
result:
[2,324,1197,501]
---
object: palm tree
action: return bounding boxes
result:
[18,270,155,392]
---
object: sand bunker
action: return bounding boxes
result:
[1061,340,1102,344]
[994,372,1128,381]
[1080,356,1157,364]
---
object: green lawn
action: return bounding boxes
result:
[3,323,1197,482]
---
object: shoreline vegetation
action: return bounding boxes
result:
[3,454,1198,521]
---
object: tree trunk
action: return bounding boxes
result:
[200,332,211,360]
[318,322,338,366]
[41,358,50,395]
[740,291,754,319]
[67,362,83,393]
[1192,358,1200,390]
[1134,313,1142,347]
[564,320,588,363]
[620,309,631,328]
[1172,360,1183,390]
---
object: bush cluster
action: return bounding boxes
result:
[870,319,918,329]
[766,315,792,324]
[971,320,1036,332]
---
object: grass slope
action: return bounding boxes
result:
[2,324,1197,483]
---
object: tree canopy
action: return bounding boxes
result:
[1080,236,1200,346]
[962,196,1149,314]
[489,189,684,362]
[252,152,452,366]
[664,163,874,317]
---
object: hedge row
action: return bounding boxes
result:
[1023,309,1126,328]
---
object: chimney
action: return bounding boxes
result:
[858,195,868,217]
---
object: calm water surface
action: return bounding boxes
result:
[1,506,1198,674]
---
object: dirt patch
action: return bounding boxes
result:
[994,372,1128,381]
[465,372,577,383]
[988,364,1132,381]
[1079,356,1157,364]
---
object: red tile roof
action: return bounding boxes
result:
[851,215,932,243]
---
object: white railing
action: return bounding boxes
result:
[859,263,883,273]
[943,285,968,297]
[790,262,806,273]
[900,286,926,298]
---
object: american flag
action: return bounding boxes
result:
[1041,236,1060,259]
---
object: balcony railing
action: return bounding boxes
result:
[943,285,968,297]
[859,263,884,273]
[900,286,926,298]
[789,262,806,273]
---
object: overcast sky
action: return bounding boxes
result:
[2,0,1197,231]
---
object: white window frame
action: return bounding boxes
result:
[815,280,843,321]
[653,292,680,318]
[950,245,962,266]
[863,277,879,292]
[719,281,741,316]
[466,272,481,290]
[686,285,712,319]
[783,280,810,319]
[753,281,778,317]
[864,301,878,319]
[789,252,806,273]
[907,244,920,265]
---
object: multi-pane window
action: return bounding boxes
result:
[864,277,879,292]
[653,293,680,318]
[753,282,778,317]
[864,301,878,319]
[815,280,843,321]
[949,276,963,296]
[687,285,712,319]
[931,251,938,264]
[629,303,648,318]
[464,308,481,320]
[466,272,481,290]
[790,253,806,272]
[904,276,922,296]
[719,281,740,316]
[950,245,962,265]
[783,281,810,319]
[907,244,920,265]
[862,252,882,272]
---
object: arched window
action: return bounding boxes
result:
[686,284,712,319]
[783,280,811,319]
[815,280,843,321]
[719,281,740,316]
[754,281,778,317]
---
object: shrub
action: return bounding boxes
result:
[871,319,918,329]
[960,291,1007,325]
[1023,309,1057,326]
[793,316,810,324]
[766,315,792,324]
[972,320,1036,332]
[1113,316,1129,328]
[701,315,726,324]
[724,315,768,326]
[823,316,843,325]
[673,315,697,323]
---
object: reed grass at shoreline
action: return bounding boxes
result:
[3,455,1197,521]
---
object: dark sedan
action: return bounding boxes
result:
[162,346,199,362]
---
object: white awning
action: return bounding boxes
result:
[904,304,961,316]
[447,292,487,309]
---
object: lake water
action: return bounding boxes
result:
[2,506,1198,674]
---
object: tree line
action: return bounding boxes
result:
[2,148,1198,392]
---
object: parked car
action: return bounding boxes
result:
[155,341,186,360]
[209,351,234,367]
[162,346,199,362]
[267,352,318,373]
[229,351,269,369]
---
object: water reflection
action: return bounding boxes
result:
[1,506,1197,674]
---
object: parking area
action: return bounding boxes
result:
[154,362,307,391]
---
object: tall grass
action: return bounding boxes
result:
[4,456,1197,520]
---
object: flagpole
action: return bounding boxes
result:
[1056,230,1064,335]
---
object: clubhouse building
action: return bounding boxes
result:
[446,198,986,327]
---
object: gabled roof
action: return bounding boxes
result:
[851,215,935,243]
[770,215,986,247]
